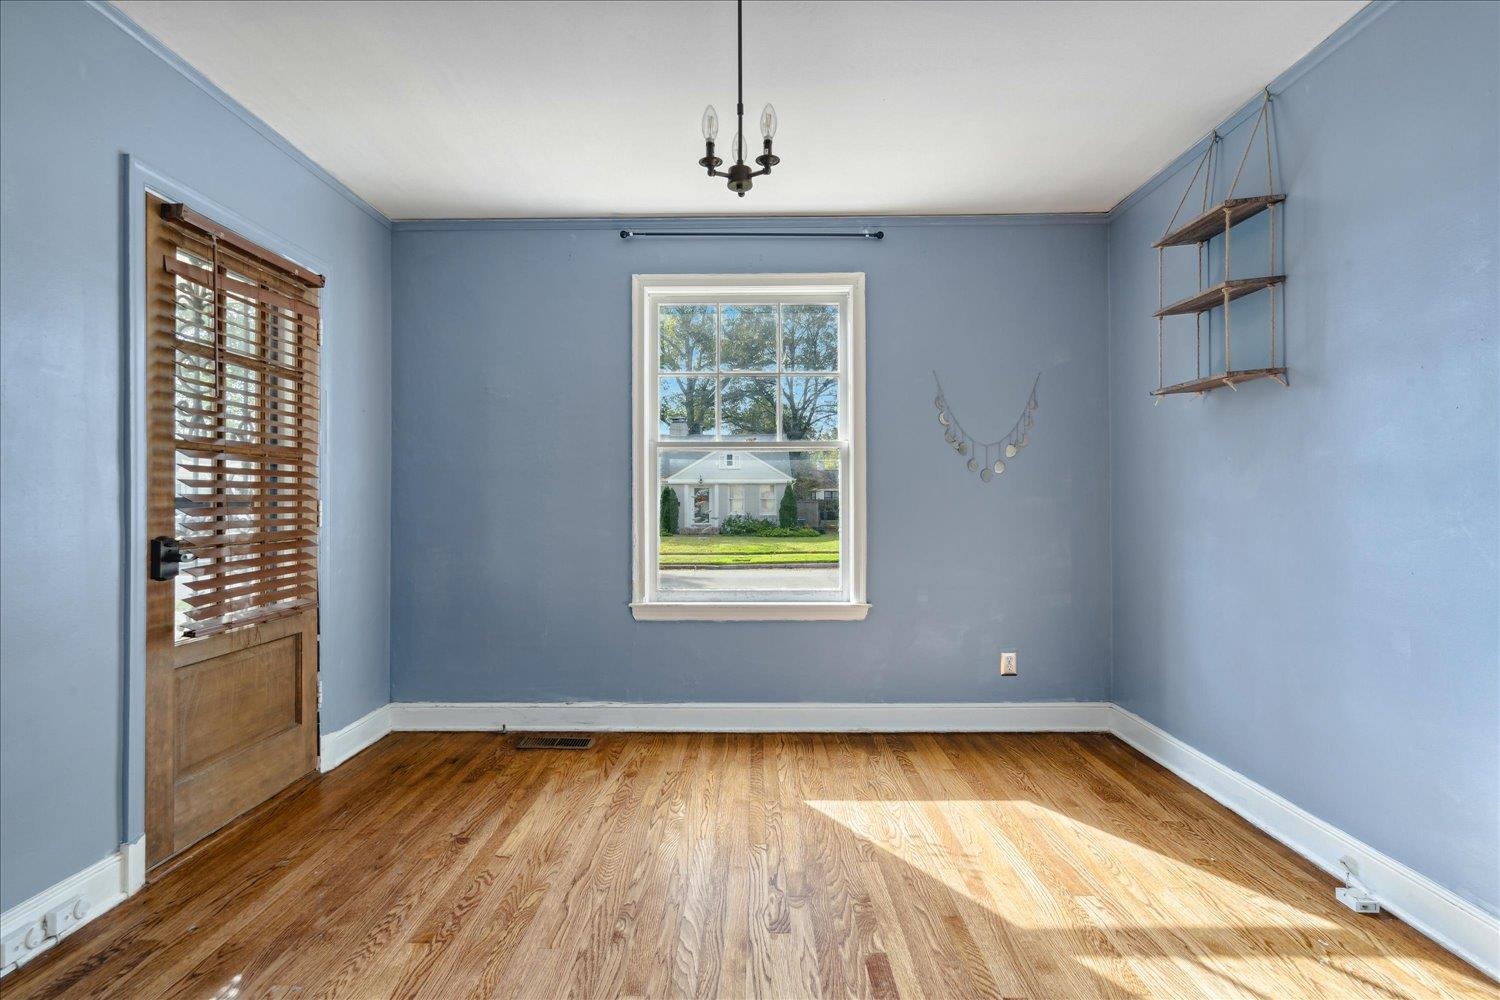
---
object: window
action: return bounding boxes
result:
[633,274,867,620]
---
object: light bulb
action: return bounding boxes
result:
[729,131,745,162]
[1005,443,1018,458]
[966,458,978,472]
[980,467,993,482]
[760,103,778,139]
[993,460,1006,474]
[701,106,719,141]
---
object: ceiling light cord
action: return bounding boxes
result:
[736,0,744,160]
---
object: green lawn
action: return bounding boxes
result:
[659,533,839,565]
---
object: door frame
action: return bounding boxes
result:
[122,155,333,862]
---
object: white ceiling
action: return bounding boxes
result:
[113,1,1364,219]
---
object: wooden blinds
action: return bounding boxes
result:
[147,196,323,638]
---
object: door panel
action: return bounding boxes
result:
[145,193,320,869]
[166,613,317,853]
[173,632,302,775]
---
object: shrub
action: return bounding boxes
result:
[755,526,821,537]
[660,486,679,536]
[779,484,798,528]
[719,513,821,538]
[720,513,775,536]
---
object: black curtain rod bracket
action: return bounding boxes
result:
[620,230,883,240]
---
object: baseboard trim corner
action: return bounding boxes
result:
[0,836,144,976]
[320,703,394,773]
[1107,705,1499,981]
[387,700,1114,734]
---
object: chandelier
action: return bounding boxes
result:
[698,0,778,197]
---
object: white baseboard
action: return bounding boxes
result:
[0,835,144,976]
[320,703,394,773]
[1108,705,1500,981]
[388,700,1114,733]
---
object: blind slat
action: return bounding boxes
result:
[162,256,321,320]
[153,201,322,641]
[183,600,314,639]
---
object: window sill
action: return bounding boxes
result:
[631,602,871,622]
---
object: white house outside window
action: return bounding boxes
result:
[632,274,868,621]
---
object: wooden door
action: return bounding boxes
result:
[145,194,322,868]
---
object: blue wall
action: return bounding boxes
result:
[1107,0,1499,918]
[391,220,1111,704]
[0,1,392,909]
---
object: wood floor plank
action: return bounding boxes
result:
[3,732,1493,1000]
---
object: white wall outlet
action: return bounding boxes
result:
[1000,650,1018,676]
[42,896,88,937]
[1335,885,1380,914]
[1,922,46,967]
[1335,856,1381,914]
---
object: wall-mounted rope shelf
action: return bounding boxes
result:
[620,229,883,240]
[1153,92,1288,398]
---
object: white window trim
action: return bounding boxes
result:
[631,273,869,622]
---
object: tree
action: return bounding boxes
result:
[779,484,798,528]
[658,303,841,441]
[660,486,679,535]
[658,307,716,436]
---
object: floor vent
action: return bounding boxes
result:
[515,735,594,750]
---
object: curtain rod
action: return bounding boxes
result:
[620,229,883,240]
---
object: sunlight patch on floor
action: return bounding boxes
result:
[803,797,1479,998]
[805,796,1341,931]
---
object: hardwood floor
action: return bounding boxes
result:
[4,733,1492,999]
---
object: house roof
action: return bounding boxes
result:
[665,451,794,486]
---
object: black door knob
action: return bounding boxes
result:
[150,536,195,581]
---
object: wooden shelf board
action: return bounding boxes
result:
[1151,368,1289,396]
[1155,195,1286,248]
[1156,275,1285,318]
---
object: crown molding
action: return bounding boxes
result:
[1107,0,1398,220]
[87,1,391,229]
[391,213,1109,233]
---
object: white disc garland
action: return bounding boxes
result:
[932,371,1040,485]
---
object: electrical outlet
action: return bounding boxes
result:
[1,922,46,967]
[1000,650,1018,676]
[42,897,88,937]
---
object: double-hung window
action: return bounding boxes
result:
[632,274,867,620]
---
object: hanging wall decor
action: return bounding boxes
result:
[932,372,1040,483]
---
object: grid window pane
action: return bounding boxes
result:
[782,303,839,371]
[719,304,776,371]
[659,376,716,439]
[658,304,716,372]
[781,376,839,440]
[720,376,777,439]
